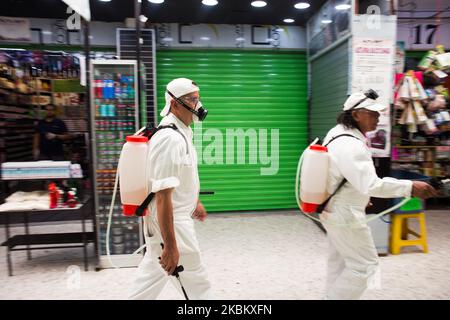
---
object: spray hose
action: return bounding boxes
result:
[295,142,411,228]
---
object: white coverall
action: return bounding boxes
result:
[129,113,213,300]
[320,124,412,300]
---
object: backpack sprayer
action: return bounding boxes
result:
[295,137,411,227]
[105,124,186,277]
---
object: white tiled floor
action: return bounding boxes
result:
[1,210,449,300]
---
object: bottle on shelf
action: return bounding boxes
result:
[102,74,109,99]
[95,79,102,98]
[48,183,58,209]
[66,190,78,208]
[127,76,135,99]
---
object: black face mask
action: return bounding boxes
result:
[167,91,208,121]
[350,89,379,110]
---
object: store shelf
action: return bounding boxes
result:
[1,232,95,249]
[394,145,449,148]
[0,86,35,95]
[2,176,84,181]
[392,160,432,163]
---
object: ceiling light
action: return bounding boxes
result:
[335,4,351,10]
[162,37,173,42]
[148,0,164,4]
[99,0,112,2]
[236,37,245,41]
[251,1,267,8]
[139,15,148,23]
[294,2,310,9]
[321,19,332,24]
[202,0,218,6]
[283,18,295,23]
[200,36,210,41]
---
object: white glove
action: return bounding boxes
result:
[46,132,56,140]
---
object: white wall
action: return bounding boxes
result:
[6,18,307,50]
[27,18,124,47]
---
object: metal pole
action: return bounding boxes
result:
[83,18,98,262]
[135,0,142,126]
[5,212,12,276]
[24,212,31,260]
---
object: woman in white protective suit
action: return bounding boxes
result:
[320,90,437,300]
[129,78,213,300]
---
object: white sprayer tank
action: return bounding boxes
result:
[118,135,149,216]
[300,144,330,213]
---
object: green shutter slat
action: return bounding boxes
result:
[310,41,349,140]
[156,50,307,212]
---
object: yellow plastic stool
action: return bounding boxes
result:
[390,212,428,255]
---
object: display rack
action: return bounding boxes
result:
[392,48,450,204]
[0,77,36,163]
[392,145,450,180]
[90,60,143,268]
[0,176,95,276]
[0,49,97,275]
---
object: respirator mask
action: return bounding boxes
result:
[167,90,208,122]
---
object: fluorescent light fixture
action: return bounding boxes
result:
[294,2,310,9]
[283,18,294,23]
[321,19,332,24]
[200,36,211,41]
[251,1,267,8]
[99,0,112,2]
[236,37,245,41]
[335,4,351,10]
[148,0,164,4]
[162,37,173,42]
[202,0,218,5]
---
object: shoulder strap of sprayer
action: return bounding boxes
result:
[134,124,181,217]
[315,134,360,214]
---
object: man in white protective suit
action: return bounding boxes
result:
[129,78,213,300]
[320,89,437,300]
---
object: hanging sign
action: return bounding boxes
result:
[352,38,395,157]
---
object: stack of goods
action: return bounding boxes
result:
[97,203,140,255]
[0,184,81,212]
[394,70,450,135]
[392,46,450,202]
[1,161,82,179]
[53,92,82,107]
[418,44,450,79]
[0,191,49,212]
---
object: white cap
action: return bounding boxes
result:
[160,78,199,117]
[343,92,387,112]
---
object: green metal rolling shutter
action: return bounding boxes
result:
[310,40,350,140]
[156,50,308,212]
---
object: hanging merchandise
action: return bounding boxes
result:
[418,45,450,81]
[391,48,450,192]
[394,71,430,133]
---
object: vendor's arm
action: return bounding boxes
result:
[333,139,413,198]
